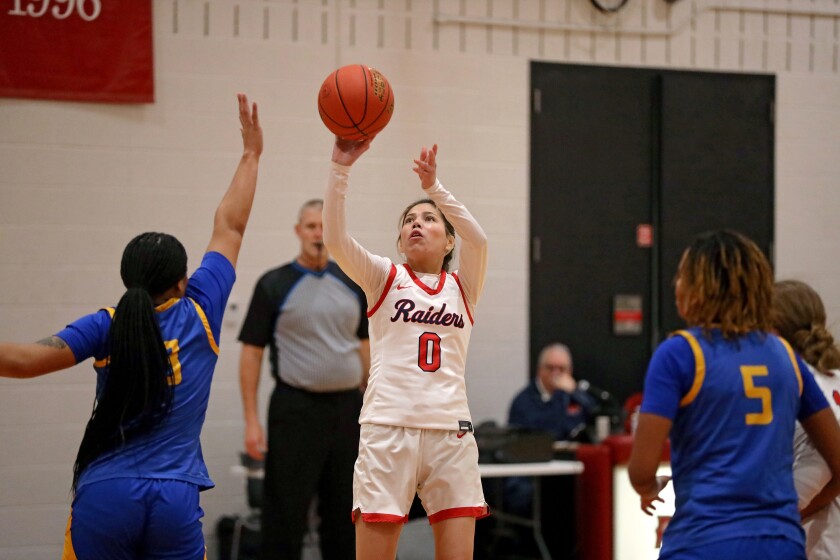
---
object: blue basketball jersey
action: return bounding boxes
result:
[56,251,235,491]
[641,327,829,556]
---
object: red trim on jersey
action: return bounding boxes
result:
[405,264,447,296]
[427,505,490,525]
[451,272,474,325]
[351,510,409,524]
[367,264,398,318]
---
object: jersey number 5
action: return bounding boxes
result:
[740,365,772,425]
[418,332,442,372]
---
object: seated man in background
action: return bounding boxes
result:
[508,342,598,441]
[490,343,598,557]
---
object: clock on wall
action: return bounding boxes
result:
[590,0,630,12]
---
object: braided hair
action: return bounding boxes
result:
[773,279,840,374]
[72,232,187,494]
[675,230,774,338]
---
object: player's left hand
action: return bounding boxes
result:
[640,475,671,516]
[413,144,438,189]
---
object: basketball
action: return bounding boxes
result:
[318,64,395,140]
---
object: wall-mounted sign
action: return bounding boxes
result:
[613,294,643,336]
[637,224,653,248]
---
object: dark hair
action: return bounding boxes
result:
[773,280,840,373]
[675,229,773,338]
[72,232,187,494]
[396,198,456,271]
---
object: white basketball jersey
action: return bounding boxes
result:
[360,263,474,430]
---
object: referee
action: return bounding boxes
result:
[238,199,369,560]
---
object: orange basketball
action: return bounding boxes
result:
[318,64,395,140]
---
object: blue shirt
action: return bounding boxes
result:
[642,327,829,554]
[56,251,235,491]
[508,381,597,441]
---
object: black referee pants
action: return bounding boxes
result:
[260,382,362,560]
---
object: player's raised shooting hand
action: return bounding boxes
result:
[332,136,373,167]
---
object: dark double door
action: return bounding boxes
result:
[530,62,775,402]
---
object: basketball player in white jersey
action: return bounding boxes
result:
[323,137,489,559]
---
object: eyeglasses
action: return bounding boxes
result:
[541,364,569,372]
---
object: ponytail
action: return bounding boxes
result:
[795,325,840,373]
[72,233,186,494]
[773,279,840,374]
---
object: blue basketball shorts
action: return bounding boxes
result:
[62,478,206,560]
[659,535,806,560]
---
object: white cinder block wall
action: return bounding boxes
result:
[1,0,839,557]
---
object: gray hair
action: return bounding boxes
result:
[298,199,323,222]
[537,343,573,370]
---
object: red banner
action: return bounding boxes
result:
[0,0,154,103]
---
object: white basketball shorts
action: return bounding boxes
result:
[352,423,489,524]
